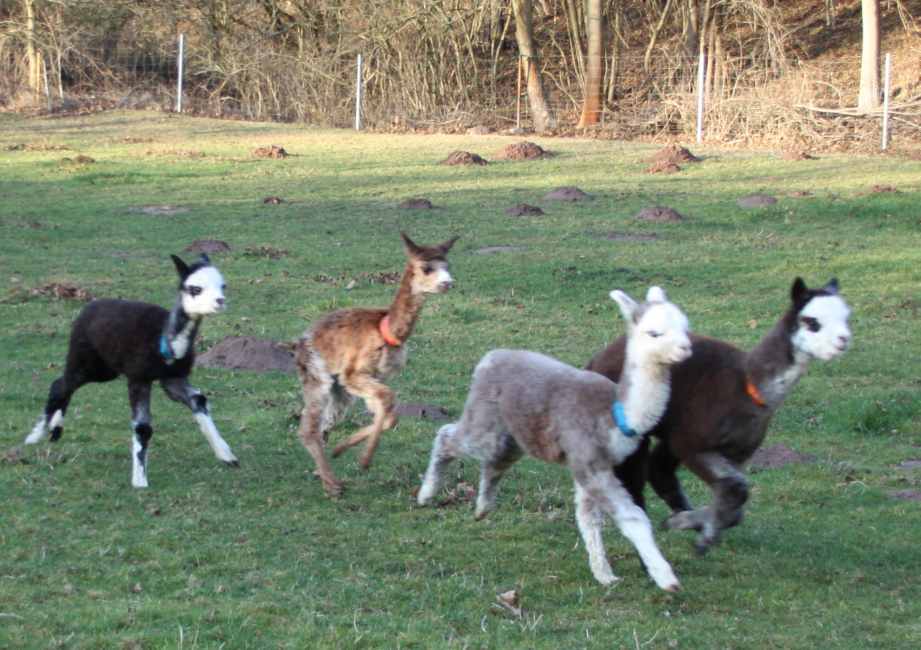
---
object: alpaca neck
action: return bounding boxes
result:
[385,263,427,342]
[162,298,200,360]
[744,312,809,408]
[616,344,672,437]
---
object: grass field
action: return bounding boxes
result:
[1,111,920,649]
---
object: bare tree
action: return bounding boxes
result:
[512,0,556,132]
[577,0,603,127]
[24,0,41,100]
[858,0,881,112]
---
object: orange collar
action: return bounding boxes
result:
[379,315,402,347]
[746,379,767,408]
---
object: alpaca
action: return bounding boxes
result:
[585,278,851,553]
[418,287,691,591]
[24,254,238,488]
[295,232,457,497]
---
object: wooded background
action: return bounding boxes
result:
[2,1,919,149]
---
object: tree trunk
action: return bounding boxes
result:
[512,0,556,132]
[577,0,603,127]
[858,0,881,112]
[24,0,41,100]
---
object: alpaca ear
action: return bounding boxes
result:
[824,277,839,294]
[610,290,638,324]
[438,236,459,254]
[401,232,424,257]
[645,286,667,303]
[171,254,191,280]
[198,253,211,265]
[790,277,808,305]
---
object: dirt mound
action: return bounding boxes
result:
[466,125,492,135]
[634,206,684,222]
[544,186,591,202]
[897,460,921,470]
[129,205,190,216]
[196,336,296,373]
[737,194,778,208]
[505,203,544,217]
[441,150,488,166]
[252,145,288,159]
[185,239,231,254]
[497,141,549,160]
[646,160,682,174]
[649,144,700,165]
[263,196,284,204]
[243,245,288,259]
[781,149,817,161]
[888,490,921,502]
[592,231,659,242]
[60,155,95,166]
[395,402,451,421]
[399,197,434,209]
[870,184,898,194]
[749,443,815,471]
[29,282,93,302]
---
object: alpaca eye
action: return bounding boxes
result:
[801,316,820,332]
[187,286,202,297]
[423,264,434,275]
[647,330,663,338]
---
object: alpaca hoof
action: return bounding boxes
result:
[323,481,344,498]
[225,459,240,468]
[358,456,374,471]
[664,581,681,593]
[50,427,63,442]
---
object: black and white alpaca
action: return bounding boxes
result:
[24,254,239,487]
[586,278,852,553]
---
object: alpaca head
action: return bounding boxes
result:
[170,254,227,317]
[401,232,458,295]
[789,278,851,361]
[610,286,692,366]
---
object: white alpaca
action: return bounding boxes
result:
[418,287,692,591]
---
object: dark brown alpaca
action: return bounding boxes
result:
[585,278,852,553]
[294,233,457,497]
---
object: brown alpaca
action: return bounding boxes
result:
[294,233,458,497]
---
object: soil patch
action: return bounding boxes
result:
[243,245,289,260]
[749,443,815,471]
[634,206,684,223]
[441,150,488,166]
[888,490,921,502]
[497,141,549,160]
[129,205,190,216]
[592,231,659,242]
[395,402,451,421]
[505,203,544,217]
[474,246,526,255]
[29,282,93,302]
[646,160,682,174]
[737,194,778,208]
[781,149,817,161]
[263,196,284,204]
[7,142,70,152]
[544,186,591,202]
[870,184,898,194]
[897,460,921,470]
[466,125,492,135]
[253,145,289,159]
[399,198,434,209]
[185,239,231,255]
[196,336,296,373]
[60,155,95,166]
[649,144,700,165]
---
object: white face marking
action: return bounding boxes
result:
[412,259,454,294]
[792,295,852,361]
[182,266,226,317]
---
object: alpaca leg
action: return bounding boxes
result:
[613,435,650,510]
[574,482,618,585]
[129,381,153,488]
[576,467,680,591]
[161,378,239,466]
[298,393,343,497]
[331,374,396,469]
[417,422,461,505]
[474,433,523,520]
[357,386,397,470]
[25,375,80,444]
[648,441,694,515]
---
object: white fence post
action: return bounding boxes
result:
[354,53,363,130]
[176,33,184,113]
[881,52,891,151]
[696,54,706,144]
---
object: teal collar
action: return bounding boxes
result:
[612,401,638,438]
[159,334,175,361]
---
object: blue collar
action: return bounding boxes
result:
[612,401,638,438]
[159,334,175,361]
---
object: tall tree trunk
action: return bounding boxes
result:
[512,0,556,132]
[24,0,41,100]
[858,0,881,112]
[577,0,603,127]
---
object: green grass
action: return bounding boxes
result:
[1,112,920,649]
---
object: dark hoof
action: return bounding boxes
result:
[50,427,63,442]
[225,459,241,468]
